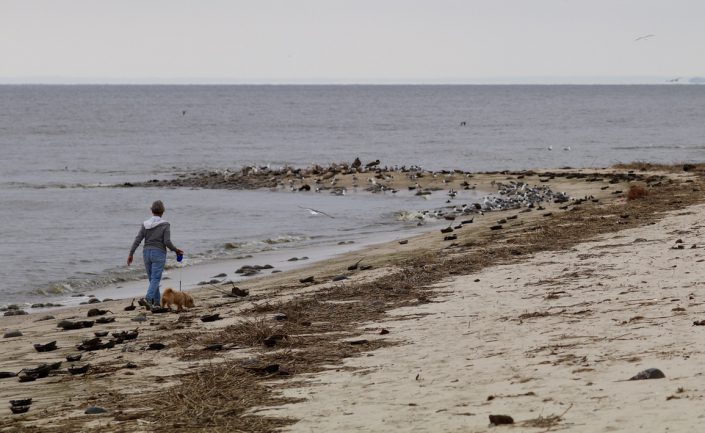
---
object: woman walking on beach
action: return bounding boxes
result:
[127,200,183,308]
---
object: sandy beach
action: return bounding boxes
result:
[2,163,704,433]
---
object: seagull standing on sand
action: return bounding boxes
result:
[298,206,335,218]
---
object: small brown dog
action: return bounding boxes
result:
[161,288,195,312]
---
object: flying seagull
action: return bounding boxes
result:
[298,205,335,218]
[634,34,655,41]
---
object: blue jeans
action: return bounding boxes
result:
[143,248,166,305]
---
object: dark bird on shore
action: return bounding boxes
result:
[634,34,655,41]
[298,206,335,218]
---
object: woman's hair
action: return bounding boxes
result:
[151,200,165,216]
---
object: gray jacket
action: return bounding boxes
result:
[129,217,178,256]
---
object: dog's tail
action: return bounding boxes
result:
[163,287,174,296]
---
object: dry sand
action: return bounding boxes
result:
[266,203,705,432]
[1,165,703,432]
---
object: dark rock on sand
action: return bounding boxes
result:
[36,315,55,321]
[58,320,94,330]
[66,354,82,362]
[124,362,138,369]
[96,316,116,323]
[3,330,22,338]
[201,313,222,322]
[85,406,108,415]
[231,286,249,297]
[68,364,90,375]
[379,329,390,335]
[398,239,409,245]
[0,371,18,379]
[629,368,665,380]
[10,405,29,414]
[124,299,137,311]
[87,308,110,317]
[205,344,224,351]
[94,331,109,337]
[33,341,58,352]
[112,330,139,341]
[440,227,454,234]
[147,342,166,351]
[10,398,32,407]
[299,276,315,284]
[348,339,368,345]
[489,414,514,425]
[77,338,115,351]
[490,225,503,230]
[212,273,227,278]
[332,275,348,281]
[87,298,101,304]
[359,265,374,271]
[444,234,458,241]
[4,310,28,316]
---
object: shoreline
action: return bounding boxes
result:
[2,163,703,432]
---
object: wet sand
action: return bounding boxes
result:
[1,163,703,432]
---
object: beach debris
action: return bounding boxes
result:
[10,398,32,407]
[629,368,665,380]
[332,275,348,281]
[3,330,22,338]
[489,414,515,425]
[147,342,166,351]
[299,276,315,284]
[205,343,224,351]
[10,405,30,414]
[444,234,458,241]
[348,339,368,345]
[273,313,288,321]
[244,364,281,375]
[18,363,61,382]
[4,310,27,316]
[201,313,222,323]
[347,259,364,271]
[440,226,454,234]
[77,338,115,351]
[124,362,138,369]
[68,364,90,375]
[85,406,108,415]
[33,341,58,352]
[57,319,94,330]
[124,299,137,311]
[96,316,116,323]
[112,330,139,342]
[66,354,82,362]
[87,308,111,317]
[360,265,374,271]
[230,286,249,297]
[0,371,18,379]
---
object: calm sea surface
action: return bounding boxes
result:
[1,85,704,305]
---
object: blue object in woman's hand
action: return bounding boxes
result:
[176,254,183,262]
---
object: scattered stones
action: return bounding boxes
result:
[3,330,22,338]
[200,313,222,322]
[68,364,90,375]
[33,341,58,352]
[87,308,110,317]
[489,414,514,425]
[230,286,249,297]
[85,406,108,415]
[112,330,139,342]
[629,368,665,380]
[66,354,82,362]
[57,320,94,330]
[147,342,166,351]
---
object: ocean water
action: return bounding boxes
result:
[1,85,705,306]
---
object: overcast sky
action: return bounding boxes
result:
[1,0,703,84]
